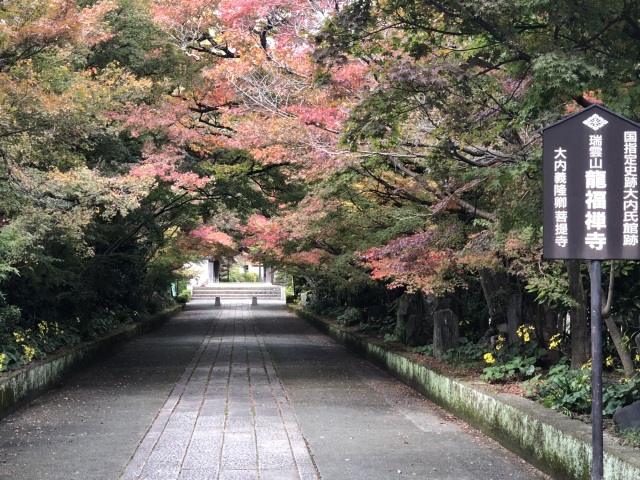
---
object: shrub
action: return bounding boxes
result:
[442,337,486,366]
[176,290,191,304]
[286,294,297,304]
[482,354,543,383]
[384,332,400,343]
[413,344,434,356]
[525,357,640,417]
[336,307,362,326]
[0,320,82,372]
[603,377,640,416]
[480,326,546,383]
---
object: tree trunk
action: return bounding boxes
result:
[522,296,554,353]
[541,303,564,363]
[604,315,635,375]
[506,292,523,345]
[596,261,635,376]
[565,260,590,369]
[479,269,508,324]
[395,294,410,341]
[433,309,459,359]
[399,292,433,346]
[479,269,521,344]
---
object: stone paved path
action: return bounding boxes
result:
[120,302,316,480]
[0,300,548,480]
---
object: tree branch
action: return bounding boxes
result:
[390,158,496,221]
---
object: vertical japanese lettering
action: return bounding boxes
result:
[585,135,606,250]
[553,147,568,247]
[623,131,638,246]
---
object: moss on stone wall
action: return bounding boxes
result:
[0,305,183,420]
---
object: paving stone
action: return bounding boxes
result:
[139,460,182,479]
[218,469,259,480]
[181,451,220,470]
[220,442,258,470]
[258,450,297,470]
[259,469,301,480]
[225,416,254,432]
[196,412,224,429]
[149,440,188,457]
[165,412,198,429]
[255,428,288,442]
[257,438,293,451]
[177,467,218,480]
[187,435,223,452]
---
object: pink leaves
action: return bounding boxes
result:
[189,225,234,247]
[150,0,214,30]
[360,232,458,293]
[286,105,345,131]
[7,0,117,49]
[240,214,288,254]
[286,249,329,266]
[178,224,236,257]
[129,144,210,192]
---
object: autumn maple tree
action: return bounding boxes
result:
[2,0,640,381]
[0,0,301,344]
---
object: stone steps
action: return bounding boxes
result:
[190,283,284,301]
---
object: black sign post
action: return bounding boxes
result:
[589,260,603,480]
[543,104,640,480]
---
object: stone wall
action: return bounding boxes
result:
[0,305,183,420]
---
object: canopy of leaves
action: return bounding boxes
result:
[3,0,640,373]
[0,0,300,330]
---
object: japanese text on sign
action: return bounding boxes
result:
[585,135,606,251]
[543,104,640,260]
[553,148,568,248]
[623,131,638,246]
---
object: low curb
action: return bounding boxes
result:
[0,305,184,420]
[290,306,640,480]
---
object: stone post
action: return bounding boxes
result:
[433,309,459,360]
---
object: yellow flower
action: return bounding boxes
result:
[549,334,562,350]
[22,345,35,362]
[517,325,535,342]
[635,354,640,363]
[581,359,592,370]
[13,331,25,343]
[606,356,614,367]
[484,352,495,364]
[38,321,49,337]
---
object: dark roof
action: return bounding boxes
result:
[542,103,640,131]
